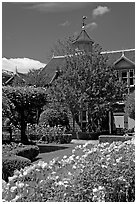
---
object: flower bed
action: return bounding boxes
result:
[28,124,72,144]
[2,139,135,202]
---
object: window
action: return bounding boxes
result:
[129,69,134,86]
[121,71,128,84]
[82,110,87,122]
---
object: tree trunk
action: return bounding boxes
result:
[20,110,28,143]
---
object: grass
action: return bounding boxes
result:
[33,140,99,164]
[33,143,78,164]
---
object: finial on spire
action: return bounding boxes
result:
[82,16,87,30]
[15,66,18,74]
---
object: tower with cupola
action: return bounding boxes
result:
[72,16,94,53]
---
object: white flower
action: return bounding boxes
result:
[72,165,77,169]
[93,188,98,193]
[75,155,80,160]
[16,182,24,188]
[98,186,104,191]
[63,155,67,159]
[57,181,64,185]
[102,165,107,168]
[14,169,21,176]
[8,175,18,183]
[72,149,75,154]
[10,186,17,193]
[11,195,21,202]
[116,157,122,163]
[83,143,88,148]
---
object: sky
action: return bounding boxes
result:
[2,1,135,73]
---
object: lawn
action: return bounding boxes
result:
[33,139,99,164]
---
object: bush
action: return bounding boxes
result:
[39,108,70,128]
[2,142,39,159]
[77,131,109,140]
[37,125,72,144]
[15,145,40,161]
[2,156,31,182]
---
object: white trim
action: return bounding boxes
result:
[101,48,135,54]
[53,55,66,59]
[52,49,135,61]
[114,54,135,66]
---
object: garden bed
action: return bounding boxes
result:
[2,138,135,202]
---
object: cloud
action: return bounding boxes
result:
[2,58,46,74]
[92,6,110,18]
[26,2,90,12]
[60,20,70,27]
[85,22,97,30]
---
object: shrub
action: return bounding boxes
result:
[15,145,40,161]
[39,108,70,128]
[2,156,31,182]
[2,142,39,160]
[37,125,72,144]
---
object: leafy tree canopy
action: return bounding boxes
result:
[49,39,127,131]
[3,86,48,143]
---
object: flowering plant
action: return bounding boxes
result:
[2,138,135,202]
[28,124,72,144]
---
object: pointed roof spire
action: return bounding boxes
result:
[73,16,93,44]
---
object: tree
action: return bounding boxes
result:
[49,39,127,132]
[125,91,135,120]
[3,86,48,143]
[39,108,70,129]
[25,68,49,87]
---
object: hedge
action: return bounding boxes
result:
[2,156,31,182]
[15,145,39,161]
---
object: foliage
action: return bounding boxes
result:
[15,146,39,161]
[2,142,39,160]
[2,86,48,143]
[39,108,70,128]
[2,139,135,202]
[30,124,72,144]
[49,40,126,132]
[25,68,49,87]
[2,156,31,182]
[125,91,135,120]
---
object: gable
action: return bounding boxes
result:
[102,49,135,65]
[114,58,135,70]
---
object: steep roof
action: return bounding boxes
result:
[39,56,66,84]
[73,29,93,44]
[39,48,135,85]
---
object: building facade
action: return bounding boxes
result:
[2,18,135,134]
